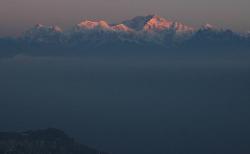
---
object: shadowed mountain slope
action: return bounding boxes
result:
[0,128,109,154]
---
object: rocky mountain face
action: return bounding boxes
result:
[0,128,109,154]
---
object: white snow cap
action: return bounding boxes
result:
[77,20,110,30]
[202,24,214,30]
[122,14,193,33]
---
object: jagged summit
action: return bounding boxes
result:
[27,24,63,34]
[122,15,155,31]
[143,15,173,32]
[34,24,44,28]
[111,24,133,32]
[76,20,135,32]
[52,25,63,32]
[29,15,193,34]
[16,14,249,49]
[122,14,193,33]
[172,22,194,33]
[77,20,110,30]
[23,24,63,43]
[201,24,215,30]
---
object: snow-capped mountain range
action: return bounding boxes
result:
[26,15,195,35]
[21,14,249,43]
[0,14,249,56]
[19,15,206,46]
[122,15,194,33]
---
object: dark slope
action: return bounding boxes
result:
[0,128,109,154]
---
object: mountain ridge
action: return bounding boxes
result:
[0,14,249,57]
[0,128,109,154]
[28,15,196,33]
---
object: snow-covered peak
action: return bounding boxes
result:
[77,20,111,30]
[122,15,193,33]
[23,24,63,43]
[51,26,63,32]
[144,15,194,33]
[32,24,63,32]
[172,22,194,33]
[34,24,44,29]
[111,24,133,32]
[143,15,173,32]
[122,15,155,31]
[201,24,215,30]
[245,31,250,38]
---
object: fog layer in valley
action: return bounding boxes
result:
[0,52,250,154]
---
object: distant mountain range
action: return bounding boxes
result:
[0,15,250,57]
[0,128,109,154]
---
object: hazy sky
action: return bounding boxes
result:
[0,0,249,36]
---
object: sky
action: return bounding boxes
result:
[0,0,249,36]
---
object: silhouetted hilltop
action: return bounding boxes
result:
[0,128,109,154]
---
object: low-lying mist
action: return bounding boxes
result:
[0,51,250,154]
